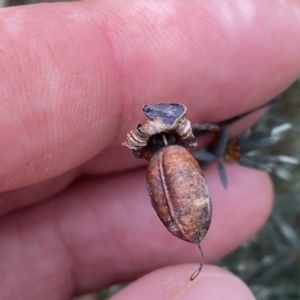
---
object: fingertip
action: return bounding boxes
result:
[110,264,255,300]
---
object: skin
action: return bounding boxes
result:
[0,0,300,299]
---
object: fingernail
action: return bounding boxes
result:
[175,272,255,300]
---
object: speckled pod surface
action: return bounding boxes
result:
[146,145,212,244]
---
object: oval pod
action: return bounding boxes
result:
[146,145,212,244]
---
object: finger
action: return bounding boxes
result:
[0,169,78,216]
[0,0,300,190]
[110,264,255,300]
[0,96,272,215]
[0,164,272,297]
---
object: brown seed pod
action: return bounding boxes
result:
[122,103,211,280]
[146,145,212,245]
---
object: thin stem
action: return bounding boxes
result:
[162,134,168,146]
[190,243,205,281]
[192,99,277,137]
[217,99,278,128]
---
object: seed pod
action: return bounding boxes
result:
[146,145,212,244]
[123,103,212,280]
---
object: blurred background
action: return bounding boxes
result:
[216,80,300,300]
[1,0,300,299]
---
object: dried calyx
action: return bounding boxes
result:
[122,103,197,160]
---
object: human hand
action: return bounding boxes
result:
[0,1,300,299]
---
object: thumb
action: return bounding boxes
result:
[110,264,255,300]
